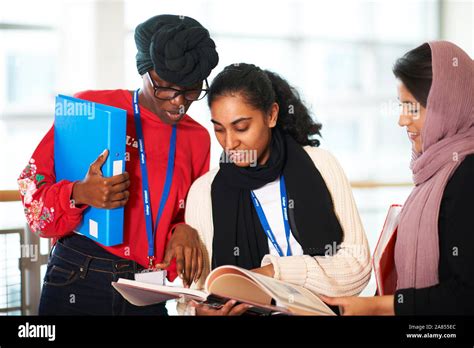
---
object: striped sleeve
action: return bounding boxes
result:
[261,148,372,296]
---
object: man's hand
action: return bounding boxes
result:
[72,149,130,209]
[191,300,252,316]
[155,224,203,287]
[320,295,395,316]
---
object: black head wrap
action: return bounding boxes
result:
[134,14,219,86]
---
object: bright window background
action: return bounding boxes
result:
[1,0,472,314]
[123,0,439,297]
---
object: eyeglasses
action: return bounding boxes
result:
[147,72,209,101]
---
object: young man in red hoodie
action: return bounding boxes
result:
[17,14,218,315]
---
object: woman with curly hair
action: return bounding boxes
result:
[180,63,372,315]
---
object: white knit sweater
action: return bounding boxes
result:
[177,146,371,315]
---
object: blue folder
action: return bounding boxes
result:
[54,94,127,246]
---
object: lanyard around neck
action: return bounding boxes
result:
[133,89,177,267]
[250,175,292,257]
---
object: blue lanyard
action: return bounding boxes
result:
[133,89,177,267]
[250,175,292,257]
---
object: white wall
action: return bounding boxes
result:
[441,0,474,56]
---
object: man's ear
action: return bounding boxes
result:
[268,102,279,128]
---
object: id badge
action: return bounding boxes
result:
[134,269,167,285]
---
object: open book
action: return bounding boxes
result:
[373,204,402,296]
[112,265,335,316]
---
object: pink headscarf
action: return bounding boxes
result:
[395,41,474,290]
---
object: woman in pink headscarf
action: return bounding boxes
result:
[322,41,474,315]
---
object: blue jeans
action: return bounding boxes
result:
[38,233,168,316]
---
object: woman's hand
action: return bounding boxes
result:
[250,264,275,277]
[155,224,203,287]
[191,300,252,316]
[72,149,130,208]
[320,295,395,316]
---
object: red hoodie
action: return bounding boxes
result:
[17,89,210,281]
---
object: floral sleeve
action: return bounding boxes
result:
[18,125,88,238]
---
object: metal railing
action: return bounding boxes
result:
[0,190,49,315]
[0,228,23,315]
[0,225,48,315]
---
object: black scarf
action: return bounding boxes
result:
[211,128,343,269]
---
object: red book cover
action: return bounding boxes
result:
[373,204,402,296]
